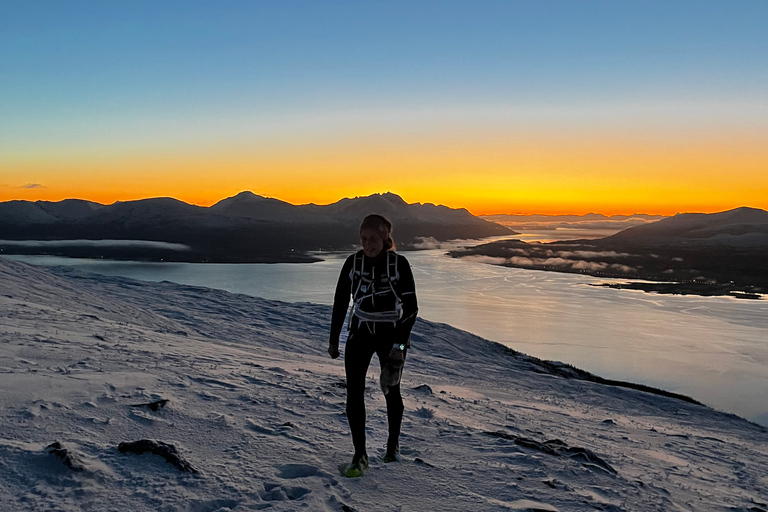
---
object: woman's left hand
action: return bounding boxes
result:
[388,346,405,364]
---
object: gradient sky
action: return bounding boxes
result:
[1,1,766,215]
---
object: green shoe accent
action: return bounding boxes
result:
[342,464,364,478]
[340,454,369,478]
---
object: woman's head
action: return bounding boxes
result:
[359,214,395,258]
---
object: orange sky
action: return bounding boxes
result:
[3,124,766,216]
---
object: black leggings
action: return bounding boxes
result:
[344,333,406,456]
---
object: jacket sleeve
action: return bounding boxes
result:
[329,255,354,344]
[394,254,418,346]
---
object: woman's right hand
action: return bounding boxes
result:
[328,343,340,359]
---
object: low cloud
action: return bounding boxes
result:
[557,250,631,259]
[608,263,637,273]
[503,247,532,256]
[571,260,608,271]
[412,237,443,250]
[505,255,637,274]
[508,256,535,266]
[540,257,575,266]
[0,239,191,251]
[459,245,638,274]
[462,255,509,265]
[18,183,47,189]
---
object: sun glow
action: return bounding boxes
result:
[3,124,766,216]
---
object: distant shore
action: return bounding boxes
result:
[590,281,763,299]
[0,247,322,264]
[449,238,767,300]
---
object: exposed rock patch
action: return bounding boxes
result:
[118,439,197,473]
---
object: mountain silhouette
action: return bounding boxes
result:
[607,207,768,247]
[0,192,512,262]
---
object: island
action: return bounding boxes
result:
[450,207,768,299]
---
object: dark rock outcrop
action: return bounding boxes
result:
[117,439,197,473]
[46,442,85,472]
[129,399,169,411]
[484,432,617,474]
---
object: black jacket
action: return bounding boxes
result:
[330,250,418,345]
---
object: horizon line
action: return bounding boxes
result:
[2,190,764,218]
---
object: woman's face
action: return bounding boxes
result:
[360,227,385,258]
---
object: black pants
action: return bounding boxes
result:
[344,332,406,456]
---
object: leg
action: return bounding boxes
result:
[377,344,407,452]
[344,335,376,457]
[384,384,404,450]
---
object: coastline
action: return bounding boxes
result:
[449,238,767,300]
[0,247,323,264]
[590,281,764,300]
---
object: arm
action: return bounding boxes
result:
[329,254,355,346]
[394,254,418,347]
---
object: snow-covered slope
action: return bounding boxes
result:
[1,256,766,511]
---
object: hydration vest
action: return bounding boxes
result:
[348,250,404,329]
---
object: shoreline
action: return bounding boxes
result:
[590,281,763,300]
[449,237,767,300]
[489,261,765,300]
[0,248,322,264]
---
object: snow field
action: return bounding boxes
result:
[1,257,767,511]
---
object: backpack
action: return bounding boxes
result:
[348,250,403,329]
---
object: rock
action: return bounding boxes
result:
[412,384,433,395]
[483,431,617,474]
[46,442,85,472]
[128,399,169,411]
[117,439,197,473]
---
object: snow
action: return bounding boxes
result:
[1,256,767,511]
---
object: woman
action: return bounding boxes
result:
[328,214,418,477]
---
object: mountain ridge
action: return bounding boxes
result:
[606,206,768,245]
[0,192,513,262]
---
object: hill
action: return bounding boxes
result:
[0,192,513,262]
[606,207,768,247]
[1,256,766,510]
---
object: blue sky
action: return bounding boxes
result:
[4,1,765,115]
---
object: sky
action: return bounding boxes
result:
[1,0,766,215]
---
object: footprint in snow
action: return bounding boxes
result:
[191,377,240,390]
[276,463,324,479]
[129,408,173,425]
[187,498,240,512]
[507,499,560,511]
[260,482,312,501]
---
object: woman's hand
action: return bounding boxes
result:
[328,343,340,359]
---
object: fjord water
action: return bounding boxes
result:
[10,248,768,425]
